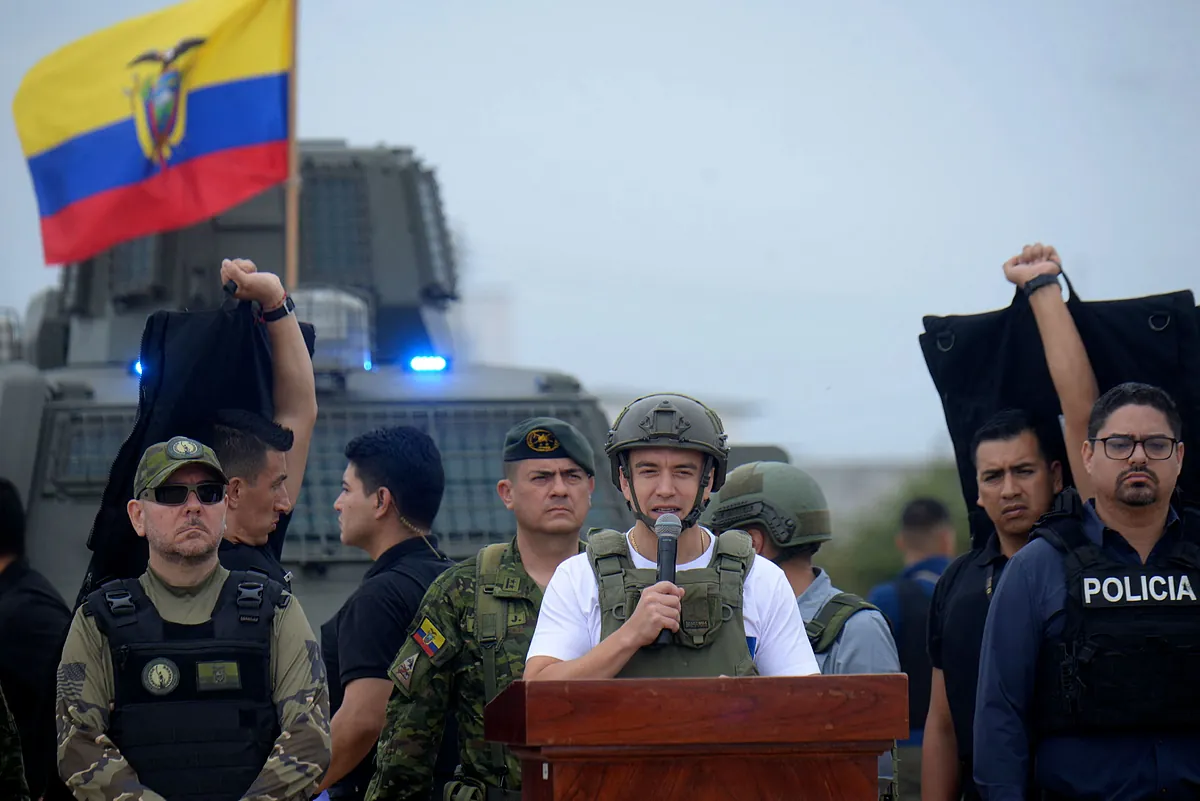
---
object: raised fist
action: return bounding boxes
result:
[219,258,285,309]
[1003,243,1062,289]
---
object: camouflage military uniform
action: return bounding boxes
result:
[0,682,30,801]
[367,537,584,801]
[54,436,332,801]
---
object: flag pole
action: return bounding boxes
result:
[284,0,300,290]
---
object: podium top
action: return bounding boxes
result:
[484,673,908,748]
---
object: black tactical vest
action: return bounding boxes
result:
[85,570,286,801]
[1031,493,1200,737]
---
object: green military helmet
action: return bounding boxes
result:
[605,393,730,529]
[604,392,730,490]
[702,461,832,549]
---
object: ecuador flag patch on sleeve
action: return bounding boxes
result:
[414,617,446,658]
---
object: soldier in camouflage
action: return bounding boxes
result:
[54,437,331,801]
[703,460,901,799]
[1,681,30,801]
[365,417,598,801]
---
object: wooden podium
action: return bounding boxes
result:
[484,674,908,800]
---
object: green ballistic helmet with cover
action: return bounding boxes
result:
[702,461,833,551]
[604,392,730,530]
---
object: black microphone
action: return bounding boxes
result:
[653,513,683,646]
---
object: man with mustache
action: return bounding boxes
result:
[974,383,1200,800]
[54,437,331,801]
[922,242,1099,801]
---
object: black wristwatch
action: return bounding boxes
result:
[1022,273,1060,298]
[261,294,295,322]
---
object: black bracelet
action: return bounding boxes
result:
[1022,273,1060,297]
[261,294,295,322]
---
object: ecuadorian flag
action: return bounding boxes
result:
[13,0,293,265]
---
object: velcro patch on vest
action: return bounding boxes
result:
[1082,571,1200,606]
[196,661,242,691]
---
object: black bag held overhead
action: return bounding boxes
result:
[75,288,316,608]
[920,273,1200,548]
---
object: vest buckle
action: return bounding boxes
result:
[237,582,265,608]
[104,589,136,615]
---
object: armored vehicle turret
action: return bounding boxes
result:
[0,139,634,624]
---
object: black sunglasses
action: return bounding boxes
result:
[143,482,226,506]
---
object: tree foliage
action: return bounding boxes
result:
[814,460,975,596]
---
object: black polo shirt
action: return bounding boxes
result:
[218,510,293,586]
[927,532,1009,801]
[320,535,455,799]
[0,558,74,800]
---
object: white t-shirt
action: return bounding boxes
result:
[526,528,820,677]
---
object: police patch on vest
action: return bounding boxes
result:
[196,660,242,691]
[142,657,180,696]
[1082,571,1200,606]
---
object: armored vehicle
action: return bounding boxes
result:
[0,140,784,625]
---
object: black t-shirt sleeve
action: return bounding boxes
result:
[336,579,420,685]
[927,553,970,670]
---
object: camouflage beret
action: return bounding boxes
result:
[134,436,228,497]
[502,417,595,476]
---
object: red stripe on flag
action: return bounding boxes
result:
[39,141,288,265]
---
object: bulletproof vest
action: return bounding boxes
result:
[921,278,1200,547]
[76,299,316,608]
[1030,493,1200,737]
[587,529,758,678]
[806,592,882,655]
[84,570,286,801]
[894,575,935,730]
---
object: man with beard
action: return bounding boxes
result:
[922,242,1099,801]
[54,437,331,801]
[974,383,1200,800]
[366,418,597,801]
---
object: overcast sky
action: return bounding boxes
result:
[3,0,1198,461]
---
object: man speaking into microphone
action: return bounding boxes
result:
[524,393,819,680]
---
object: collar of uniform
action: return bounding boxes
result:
[977,531,1008,567]
[507,534,588,566]
[366,535,444,580]
[795,566,836,613]
[0,555,31,596]
[143,562,227,598]
[499,534,587,598]
[1082,498,1182,546]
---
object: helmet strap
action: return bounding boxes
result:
[682,457,714,530]
[619,452,659,532]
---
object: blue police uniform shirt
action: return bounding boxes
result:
[867,554,950,745]
[973,500,1200,801]
[799,567,901,782]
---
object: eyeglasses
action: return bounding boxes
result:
[142,482,226,506]
[1090,436,1179,461]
